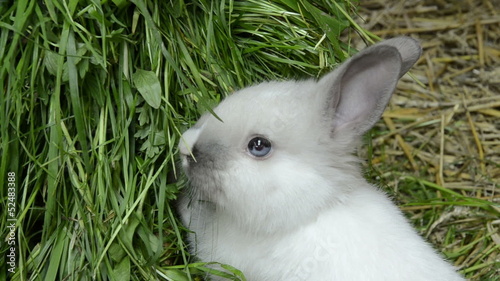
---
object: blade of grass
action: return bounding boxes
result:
[44,227,67,281]
[67,29,91,172]
[402,176,500,213]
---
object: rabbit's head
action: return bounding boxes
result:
[179,37,421,234]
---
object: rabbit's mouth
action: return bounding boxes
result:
[181,143,230,203]
[184,170,226,205]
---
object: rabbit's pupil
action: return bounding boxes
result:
[248,137,271,157]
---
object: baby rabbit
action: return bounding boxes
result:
[178,37,464,281]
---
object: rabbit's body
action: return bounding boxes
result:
[181,183,462,281]
[178,37,464,280]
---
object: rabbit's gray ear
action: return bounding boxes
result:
[319,37,421,135]
[378,37,422,77]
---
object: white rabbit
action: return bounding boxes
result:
[177,37,464,281]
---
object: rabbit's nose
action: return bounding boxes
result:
[179,128,201,166]
[179,128,201,154]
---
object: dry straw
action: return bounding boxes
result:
[356,0,499,279]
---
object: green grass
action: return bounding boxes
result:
[0,0,367,280]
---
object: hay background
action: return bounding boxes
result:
[352,0,499,278]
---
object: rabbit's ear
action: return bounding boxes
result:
[319,37,421,135]
[379,37,422,77]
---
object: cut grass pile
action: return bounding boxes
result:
[0,0,364,280]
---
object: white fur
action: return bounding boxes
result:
[178,37,464,281]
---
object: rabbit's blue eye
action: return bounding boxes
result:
[247,137,272,157]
